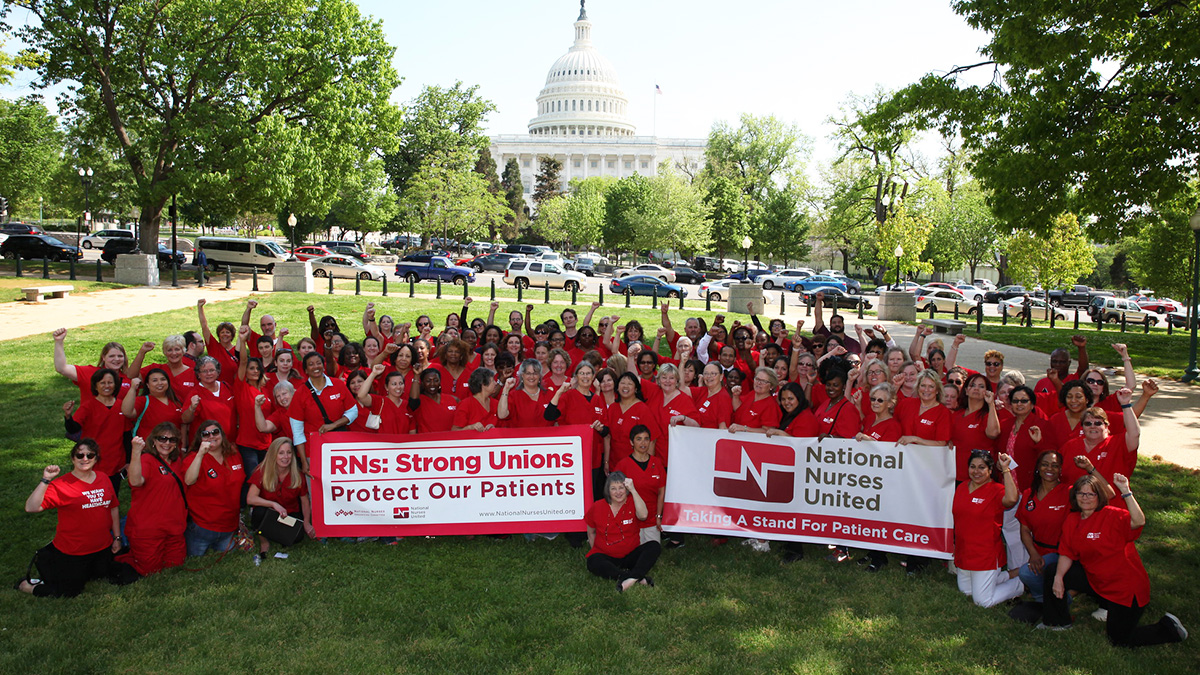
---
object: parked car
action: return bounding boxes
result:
[801,287,873,310]
[877,281,922,293]
[197,236,289,272]
[309,255,387,281]
[972,279,997,292]
[923,282,960,292]
[609,275,687,299]
[698,278,744,302]
[323,244,369,262]
[80,228,135,249]
[1166,306,1199,329]
[468,253,519,272]
[1089,296,1157,325]
[826,271,862,294]
[983,285,1029,303]
[692,255,724,273]
[1,234,83,262]
[1128,295,1183,314]
[951,284,986,302]
[466,241,494,255]
[573,251,610,276]
[670,265,706,284]
[758,269,812,290]
[783,274,848,293]
[99,238,184,269]
[316,240,364,253]
[503,258,585,291]
[395,255,475,285]
[293,245,338,261]
[999,296,1069,321]
[916,288,979,315]
[616,264,676,283]
[380,234,420,249]
[0,222,45,236]
[721,258,742,274]
[504,243,544,256]
[725,268,775,282]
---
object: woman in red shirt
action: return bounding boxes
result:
[950,373,1001,483]
[183,421,244,556]
[52,327,131,404]
[290,352,359,469]
[1048,380,1093,448]
[359,364,415,435]
[407,368,458,434]
[653,363,697,467]
[120,424,187,576]
[122,368,187,441]
[856,383,902,443]
[452,368,500,432]
[814,361,861,440]
[247,437,314,564]
[430,339,476,401]
[63,368,127,494]
[547,363,608,501]
[1043,473,1187,646]
[952,450,1024,607]
[234,331,272,474]
[613,426,667,547]
[584,472,660,592]
[895,370,951,448]
[498,359,552,429]
[730,367,782,433]
[542,348,571,396]
[128,335,197,399]
[686,363,733,430]
[17,440,123,598]
[1012,450,1083,604]
[603,373,659,471]
[1059,388,1141,486]
[190,355,237,446]
[995,385,1051,491]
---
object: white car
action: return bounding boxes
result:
[721,258,742,273]
[503,258,587,291]
[698,278,768,303]
[999,296,1069,320]
[952,284,986,302]
[759,269,812,290]
[616,264,676,283]
[915,288,980,314]
[80,228,135,249]
[309,255,388,281]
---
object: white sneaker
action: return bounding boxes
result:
[1091,608,1109,622]
[751,539,771,553]
[1164,613,1188,641]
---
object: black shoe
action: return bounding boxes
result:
[866,560,887,572]
[782,550,804,564]
[856,555,872,566]
[642,576,655,587]
[664,538,685,550]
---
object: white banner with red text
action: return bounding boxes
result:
[308,427,592,537]
[662,427,955,558]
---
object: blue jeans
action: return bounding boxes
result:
[1017,551,1059,602]
[238,445,265,477]
[185,521,234,557]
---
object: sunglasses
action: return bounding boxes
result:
[1010,398,1031,404]
[870,397,888,404]
[985,361,1002,367]
[1085,378,1105,385]
[1081,420,1105,427]
[155,436,179,443]
[200,429,222,438]
[417,322,432,328]
[73,452,97,460]
[947,379,964,386]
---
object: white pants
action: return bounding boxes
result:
[955,567,1024,608]
[639,526,662,545]
[1003,504,1029,570]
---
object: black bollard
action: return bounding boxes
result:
[598,286,604,306]
[652,286,658,309]
[705,292,711,313]
[1120,311,1127,332]
[544,281,550,304]
[625,290,631,308]
[1001,304,1007,326]
[832,299,838,318]
[70,257,76,281]
[463,279,469,300]
[436,278,442,299]
[198,265,205,287]
[225,267,232,290]
[1074,307,1080,330]
[975,304,983,333]
[96,258,103,282]
[954,301,959,321]
[780,292,785,315]
[252,265,258,292]
[678,292,683,310]
[42,257,49,279]
[355,274,361,295]
[1050,308,1056,329]
[572,283,577,305]
[409,276,415,298]
[806,298,811,317]
[328,273,334,295]
[1167,316,1173,335]
[15,256,22,277]
[1143,317,1150,334]
[490,278,495,301]
[929,303,935,319]
[517,283,523,302]
[858,298,864,320]
[382,275,388,297]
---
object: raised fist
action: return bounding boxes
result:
[52,327,67,341]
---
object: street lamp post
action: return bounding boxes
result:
[77,167,93,246]
[39,196,43,226]
[1182,207,1200,383]
[287,213,298,261]
[741,235,753,283]
[170,194,179,287]
[893,244,904,290]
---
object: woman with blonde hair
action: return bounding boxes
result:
[247,437,314,564]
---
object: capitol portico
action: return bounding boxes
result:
[490,2,706,207]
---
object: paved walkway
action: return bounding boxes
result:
[3,284,1196,469]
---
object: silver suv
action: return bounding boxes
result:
[503,258,586,291]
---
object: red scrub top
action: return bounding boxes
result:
[1058,506,1150,606]
[605,400,659,468]
[733,391,782,430]
[1015,484,1071,555]
[952,480,1007,571]
[503,388,553,428]
[815,398,861,439]
[184,450,244,532]
[125,453,187,538]
[614,455,667,523]
[689,387,733,429]
[584,498,643,559]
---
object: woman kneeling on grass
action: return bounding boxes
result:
[953,449,1025,608]
[247,438,314,565]
[584,472,661,593]
[119,424,188,576]
[17,440,124,597]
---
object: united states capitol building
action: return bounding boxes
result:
[490,2,706,207]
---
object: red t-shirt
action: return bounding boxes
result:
[193,382,237,444]
[689,387,733,429]
[952,480,1007,571]
[184,451,245,532]
[141,363,198,400]
[364,394,413,435]
[951,410,995,483]
[1014,484,1071,555]
[1058,506,1149,606]
[860,416,902,442]
[234,380,271,451]
[584,498,643,559]
[249,465,309,514]
[783,409,820,438]
[289,377,357,443]
[41,473,118,556]
[895,398,951,442]
[265,407,292,442]
[453,395,498,430]
[412,394,458,434]
[204,335,239,386]
[429,363,476,402]
[655,392,697,466]
[74,364,132,404]
[815,398,861,439]
[125,453,187,538]
[1047,410,1085,449]
[734,392,782,430]
[605,400,659,467]
[129,395,185,440]
[555,389,607,468]
[504,388,553,428]
[995,413,1051,491]
[614,455,667,522]
[247,330,291,359]
[1060,435,1129,486]
[542,373,570,398]
[72,398,128,477]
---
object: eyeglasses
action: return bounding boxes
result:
[985,361,1002,367]
[200,429,222,438]
[73,452,97,460]
[753,378,772,384]
[155,436,179,444]
[947,379,964,386]
[1010,398,1031,404]
[870,397,888,404]
[1081,420,1105,427]
[1076,491,1097,498]
[1084,378,1105,386]
[535,329,548,335]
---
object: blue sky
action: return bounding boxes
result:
[4,0,992,165]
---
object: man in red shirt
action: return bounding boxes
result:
[241,300,292,359]
[1033,335,1090,405]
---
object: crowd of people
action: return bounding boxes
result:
[15,292,1188,646]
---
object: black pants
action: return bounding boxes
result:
[1042,563,1184,647]
[586,542,661,581]
[30,543,123,598]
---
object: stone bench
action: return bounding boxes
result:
[22,284,73,302]
[922,318,967,335]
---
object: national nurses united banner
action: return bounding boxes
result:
[308,427,592,537]
[662,427,955,558]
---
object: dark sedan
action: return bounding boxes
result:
[609,275,687,298]
[101,238,185,268]
[800,287,872,310]
[1,234,82,261]
[671,265,706,284]
[469,252,520,272]
[983,285,1028,303]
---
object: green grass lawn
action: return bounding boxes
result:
[1,295,1197,673]
[0,277,128,302]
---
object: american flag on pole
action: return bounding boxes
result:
[655,84,663,95]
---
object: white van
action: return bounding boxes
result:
[196,236,290,273]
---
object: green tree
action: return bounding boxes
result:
[18,0,402,251]
[603,174,653,258]
[0,97,61,215]
[703,175,748,259]
[533,156,563,209]
[531,193,569,244]
[386,82,495,199]
[397,148,507,247]
[875,207,934,285]
[754,187,810,266]
[0,34,42,85]
[644,163,710,260]
[500,158,529,240]
[1127,189,1199,300]
[561,176,612,251]
[1007,213,1095,290]
[473,148,503,241]
[324,159,399,239]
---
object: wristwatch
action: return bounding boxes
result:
[40,478,51,485]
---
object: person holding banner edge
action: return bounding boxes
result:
[953,449,1024,608]
[585,471,660,592]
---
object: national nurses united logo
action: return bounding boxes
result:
[393,507,410,519]
[712,439,795,503]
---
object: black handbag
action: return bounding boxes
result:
[256,511,304,546]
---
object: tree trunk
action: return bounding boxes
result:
[136,197,168,251]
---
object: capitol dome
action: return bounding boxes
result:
[527,2,636,138]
